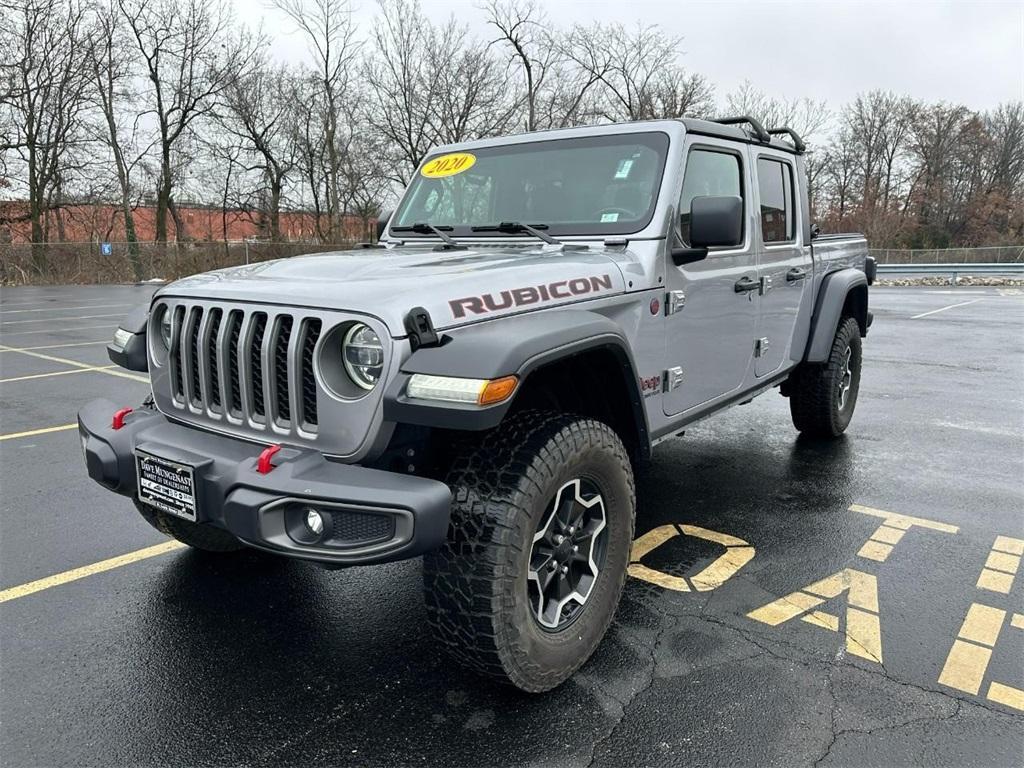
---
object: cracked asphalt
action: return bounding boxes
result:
[1,284,1022,767]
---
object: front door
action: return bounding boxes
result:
[663,142,758,417]
[752,153,812,377]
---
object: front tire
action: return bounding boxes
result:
[423,411,635,692]
[789,316,863,437]
[134,500,245,552]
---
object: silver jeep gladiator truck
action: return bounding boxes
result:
[80,116,874,692]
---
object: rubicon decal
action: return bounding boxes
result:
[450,274,615,319]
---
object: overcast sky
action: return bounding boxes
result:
[242,0,1022,114]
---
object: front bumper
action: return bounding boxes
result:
[78,399,452,566]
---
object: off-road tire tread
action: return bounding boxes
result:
[789,316,862,437]
[423,410,635,692]
[134,500,245,552]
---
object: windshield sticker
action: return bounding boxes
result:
[614,158,634,179]
[421,152,477,179]
[600,212,619,223]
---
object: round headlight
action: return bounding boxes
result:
[159,308,172,349]
[342,323,384,391]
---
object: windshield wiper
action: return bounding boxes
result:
[391,222,464,249]
[471,221,561,245]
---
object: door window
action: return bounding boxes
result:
[679,150,743,247]
[756,158,795,243]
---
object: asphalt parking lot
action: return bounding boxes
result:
[1,284,1022,767]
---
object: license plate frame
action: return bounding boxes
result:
[136,450,198,522]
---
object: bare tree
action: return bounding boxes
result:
[220,58,299,240]
[725,81,831,144]
[483,0,550,132]
[561,23,710,122]
[1,0,92,269]
[87,0,152,278]
[275,0,359,240]
[118,0,257,242]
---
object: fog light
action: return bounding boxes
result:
[304,508,325,536]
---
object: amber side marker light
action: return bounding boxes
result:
[478,375,518,405]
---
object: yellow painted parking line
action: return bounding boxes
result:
[0,303,134,315]
[0,340,109,352]
[0,365,116,384]
[977,569,1014,594]
[993,536,1024,556]
[958,603,1006,646]
[1012,613,1024,631]
[627,523,755,593]
[939,640,992,695]
[0,423,78,441]
[977,536,1023,594]
[0,541,185,604]
[850,504,958,563]
[0,344,147,383]
[987,682,1024,711]
[0,313,125,327]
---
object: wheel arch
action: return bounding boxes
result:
[804,269,868,363]
[382,309,651,459]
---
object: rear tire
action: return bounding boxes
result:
[423,411,635,692]
[789,316,862,437]
[134,500,245,552]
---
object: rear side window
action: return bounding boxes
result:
[757,158,795,243]
[679,150,742,247]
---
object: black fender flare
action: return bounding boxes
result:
[383,309,650,448]
[805,268,868,363]
[107,303,150,372]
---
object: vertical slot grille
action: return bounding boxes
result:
[226,310,242,414]
[165,303,338,440]
[171,306,185,399]
[301,319,321,426]
[207,309,222,410]
[188,307,203,406]
[273,316,293,423]
[250,313,267,419]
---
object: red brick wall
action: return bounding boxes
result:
[0,201,372,243]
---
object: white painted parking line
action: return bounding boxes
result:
[0,365,117,384]
[0,324,117,337]
[0,340,109,352]
[911,299,983,319]
[0,344,148,383]
[0,313,126,327]
[0,303,135,315]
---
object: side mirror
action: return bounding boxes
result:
[376,210,393,241]
[671,195,743,266]
[690,195,743,248]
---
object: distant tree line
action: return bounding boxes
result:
[1,0,1021,279]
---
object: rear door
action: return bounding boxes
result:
[752,152,811,377]
[663,140,758,416]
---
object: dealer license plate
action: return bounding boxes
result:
[136,451,197,522]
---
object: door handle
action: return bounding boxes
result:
[734,276,759,293]
[786,268,808,282]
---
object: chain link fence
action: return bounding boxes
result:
[868,246,1024,264]
[0,240,359,286]
[3,240,1023,286]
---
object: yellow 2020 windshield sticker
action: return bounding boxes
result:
[421,152,476,178]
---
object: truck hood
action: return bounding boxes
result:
[159,244,632,334]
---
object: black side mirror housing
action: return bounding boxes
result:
[671,195,743,266]
[690,195,743,248]
[376,210,393,241]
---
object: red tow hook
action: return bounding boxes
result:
[256,444,282,474]
[111,407,133,430]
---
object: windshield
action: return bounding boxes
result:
[390,132,670,238]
